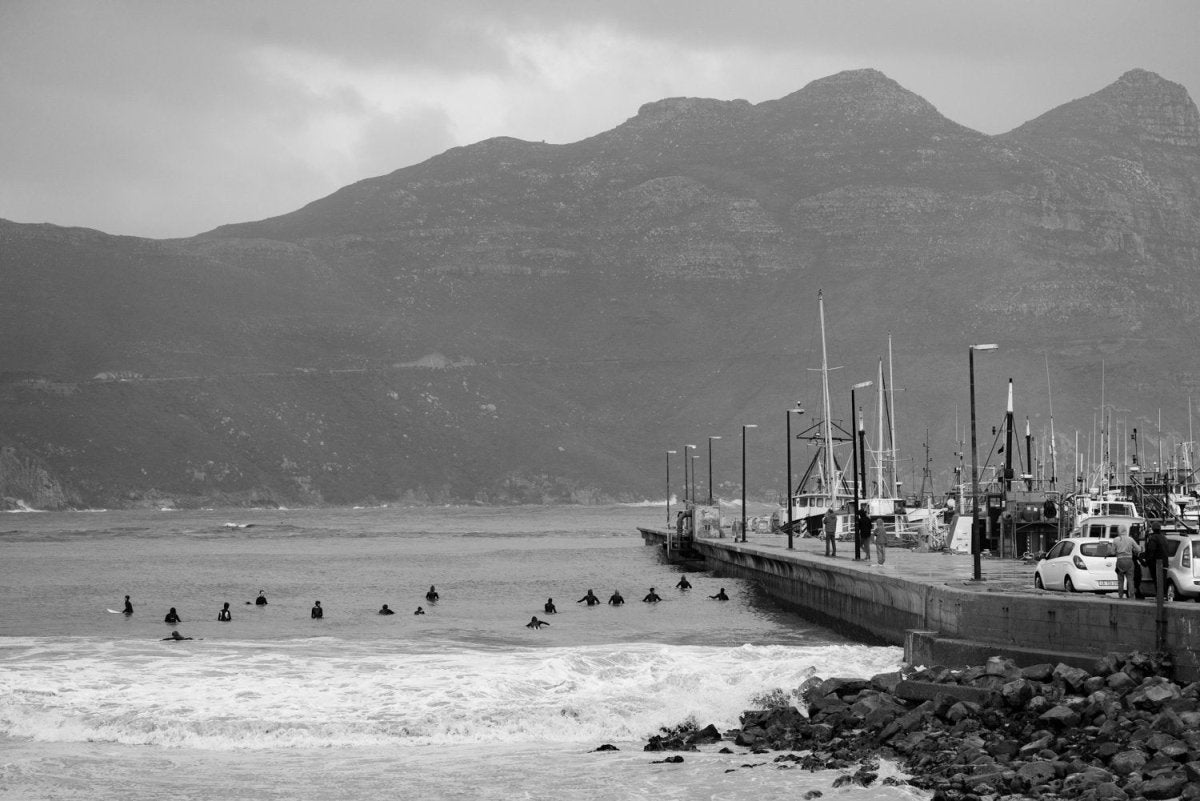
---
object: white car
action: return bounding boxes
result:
[1034,537,1118,593]
[1139,533,1200,601]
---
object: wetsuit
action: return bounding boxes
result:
[578,592,600,606]
[311,603,323,619]
[123,597,134,615]
[643,591,662,603]
[608,593,624,606]
[164,609,181,624]
[217,605,232,622]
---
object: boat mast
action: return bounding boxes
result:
[1045,353,1057,490]
[887,333,898,498]
[818,291,836,507]
[1025,417,1033,490]
[876,357,885,498]
[1004,379,1015,493]
[1189,396,1195,493]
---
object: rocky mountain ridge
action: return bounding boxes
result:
[2,68,1198,509]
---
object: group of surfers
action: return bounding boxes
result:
[525,575,730,630]
[135,578,730,639]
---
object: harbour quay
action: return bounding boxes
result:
[639,526,1200,683]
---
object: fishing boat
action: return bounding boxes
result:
[771,292,855,538]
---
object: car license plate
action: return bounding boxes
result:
[1099,580,1117,587]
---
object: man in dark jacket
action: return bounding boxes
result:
[1142,523,1171,599]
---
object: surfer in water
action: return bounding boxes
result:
[162,630,192,641]
[311,601,323,619]
[577,589,600,606]
[709,588,729,601]
[164,607,182,624]
[378,604,395,615]
[526,616,550,629]
[675,577,691,590]
[544,598,557,614]
[413,606,425,615]
[217,602,232,622]
[607,590,625,606]
[425,586,439,603]
[255,591,268,606]
[643,588,662,603]
[123,595,133,615]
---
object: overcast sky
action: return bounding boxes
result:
[2,1,1197,239]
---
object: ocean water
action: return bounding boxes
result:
[0,504,917,800]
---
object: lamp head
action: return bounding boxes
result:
[971,343,999,351]
[852,381,873,390]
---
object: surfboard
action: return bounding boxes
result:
[106,608,122,614]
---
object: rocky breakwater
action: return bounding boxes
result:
[643,651,1200,800]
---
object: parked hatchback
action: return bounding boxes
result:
[1034,537,1118,593]
[1138,534,1200,601]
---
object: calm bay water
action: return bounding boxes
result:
[0,504,916,800]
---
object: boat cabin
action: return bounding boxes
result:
[1077,515,1148,543]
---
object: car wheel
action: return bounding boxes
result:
[1065,576,1077,593]
[1034,573,1045,590]
[1166,582,1178,602]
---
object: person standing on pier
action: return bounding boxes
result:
[856,508,872,561]
[873,517,887,565]
[1143,523,1170,598]
[1112,529,1142,599]
[823,508,838,557]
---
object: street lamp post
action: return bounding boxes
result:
[691,454,700,506]
[850,381,873,560]
[741,424,757,543]
[665,450,677,527]
[684,445,696,505]
[970,344,999,581]
[785,405,805,550]
[707,436,722,506]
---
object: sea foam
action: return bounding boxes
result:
[0,638,902,750]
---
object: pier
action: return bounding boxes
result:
[639,526,1200,683]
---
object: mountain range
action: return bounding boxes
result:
[3,68,1199,509]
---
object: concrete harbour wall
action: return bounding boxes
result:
[676,536,1200,683]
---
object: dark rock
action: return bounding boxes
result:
[1141,771,1188,799]
[1021,663,1056,682]
[687,723,723,744]
[1052,664,1092,693]
[1038,704,1081,728]
[984,656,1022,680]
[1109,749,1147,773]
[593,743,619,751]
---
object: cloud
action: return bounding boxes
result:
[1,0,1197,237]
